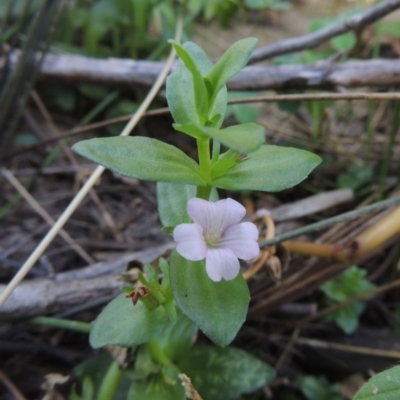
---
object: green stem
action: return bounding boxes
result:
[197,138,211,179]
[97,361,124,400]
[259,195,400,248]
[147,338,171,366]
[196,138,212,200]
[27,316,91,333]
[196,185,212,200]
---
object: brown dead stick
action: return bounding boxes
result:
[269,189,354,222]
[249,0,400,63]
[0,243,174,319]
[6,50,400,91]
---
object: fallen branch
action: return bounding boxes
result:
[0,243,174,319]
[6,50,400,91]
[249,0,400,63]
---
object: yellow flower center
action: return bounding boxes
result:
[205,233,220,247]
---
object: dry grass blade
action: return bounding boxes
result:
[0,16,184,308]
[2,168,94,264]
[273,336,400,359]
[0,371,27,400]
[30,90,123,242]
[179,374,204,400]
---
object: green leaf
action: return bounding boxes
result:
[88,0,119,37]
[79,84,110,100]
[14,133,38,146]
[212,145,321,192]
[72,137,205,186]
[270,0,291,10]
[174,123,265,154]
[178,344,276,400]
[320,266,375,334]
[75,353,132,400]
[233,105,260,124]
[353,365,400,400]
[128,373,185,400]
[321,266,375,303]
[155,311,198,362]
[157,182,196,227]
[169,251,250,347]
[297,375,344,400]
[128,346,161,381]
[211,160,238,180]
[245,0,271,9]
[89,294,168,348]
[205,38,258,95]
[169,40,209,120]
[156,182,219,229]
[331,32,355,51]
[167,42,227,127]
[211,149,241,179]
[53,87,77,112]
[324,304,364,334]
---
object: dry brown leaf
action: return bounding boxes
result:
[178,373,204,400]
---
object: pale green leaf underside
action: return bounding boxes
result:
[212,145,321,192]
[89,294,168,348]
[157,182,219,228]
[169,251,250,347]
[170,40,209,119]
[73,137,205,186]
[353,365,400,400]
[157,182,196,227]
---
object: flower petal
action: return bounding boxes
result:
[187,197,246,238]
[220,222,260,260]
[206,248,240,282]
[173,223,207,261]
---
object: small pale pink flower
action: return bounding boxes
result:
[173,198,260,282]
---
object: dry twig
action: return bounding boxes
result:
[9,52,400,91]
[0,243,174,318]
[249,0,400,63]
[2,168,94,264]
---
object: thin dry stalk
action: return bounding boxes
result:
[273,336,400,359]
[2,168,94,264]
[30,91,123,241]
[0,16,184,308]
[283,201,400,263]
[8,91,400,161]
[0,371,27,400]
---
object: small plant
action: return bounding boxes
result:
[72,37,321,398]
[320,266,376,334]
